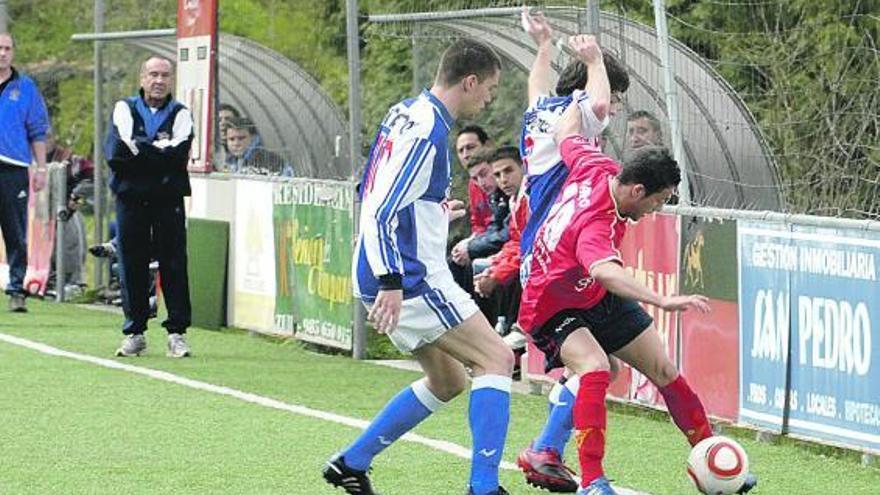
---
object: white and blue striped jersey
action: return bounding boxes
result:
[354,90,456,302]
[519,92,608,285]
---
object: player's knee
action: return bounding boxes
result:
[427,372,467,401]
[649,360,679,387]
[609,356,621,382]
[566,353,610,376]
[483,341,516,376]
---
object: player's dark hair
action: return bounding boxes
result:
[436,38,502,87]
[219,103,241,117]
[618,146,680,196]
[467,146,496,169]
[488,146,522,166]
[555,52,629,96]
[627,110,663,135]
[227,116,257,135]
[457,124,490,145]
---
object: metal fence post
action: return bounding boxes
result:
[652,0,690,205]
[346,0,367,360]
[0,0,8,33]
[92,0,106,288]
[584,0,600,38]
[53,165,66,301]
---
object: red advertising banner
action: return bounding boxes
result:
[618,212,680,406]
[523,213,681,407]
[177,0,217,172]
[178,0,214,38]
[23,169,55,296]
[680,300,739,420]
[0,170,55,296]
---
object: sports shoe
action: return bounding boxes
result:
[737,472,758,493]
[167,334,191,358]
[89,242,116,258]
[577,476,617,495]
[8,294,27,313]
[323,454,380,495]
[116,334,146,357]
[466,486,509,495]
[517,446,579,493]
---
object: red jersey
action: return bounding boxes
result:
[468,181,493,235]
[518,136,629,333]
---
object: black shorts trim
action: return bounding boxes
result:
[531,292,654,372]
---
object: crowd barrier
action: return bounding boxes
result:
[190,175,354,350]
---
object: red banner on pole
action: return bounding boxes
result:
[177,0,218,173]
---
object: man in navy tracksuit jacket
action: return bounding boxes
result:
[104,55,194,358]
[0,32,49,313]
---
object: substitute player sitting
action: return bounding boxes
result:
[518,49,721,495]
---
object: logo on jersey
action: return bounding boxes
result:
[363,132,393,197]
[574,276,594,292]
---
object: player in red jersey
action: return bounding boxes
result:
[518,40,718,495]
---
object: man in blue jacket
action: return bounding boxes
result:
[104,55,194,358]
[0,32,50,313]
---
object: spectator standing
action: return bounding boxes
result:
[0,32,50,312]
[104,55,194,358]
[626,110,663,150]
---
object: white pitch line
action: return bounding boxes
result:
[0,332,649,495]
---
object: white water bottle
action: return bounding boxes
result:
[494,316,507,335]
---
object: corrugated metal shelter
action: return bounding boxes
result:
[403,9,783,210]
[129,34,350,180]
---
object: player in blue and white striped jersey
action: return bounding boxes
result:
[518,14,630,288]
[324,38,515,495]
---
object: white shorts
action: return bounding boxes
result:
[363,275,479,353]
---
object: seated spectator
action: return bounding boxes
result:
[451,147,508,268]
[216,103,241,163]
[626,110,663,149]
[472,146,526,335]
[225,116,293,176]
[218,104,240,143]
[449,125,494,244]
[459,125,495,235]
[449,146,512,326]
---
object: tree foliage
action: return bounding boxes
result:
[7,0,878,217]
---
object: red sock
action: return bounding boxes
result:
[573,371,610,486]
[659,375,712,446]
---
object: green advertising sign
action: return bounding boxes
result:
[680,216,738,301]
[273,180,354,350]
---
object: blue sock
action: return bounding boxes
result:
[469,374,512,495]
[344,379,444,471]
[534,378,576,457]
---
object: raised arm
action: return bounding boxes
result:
[554,35,609,144]
[523,9,555,107]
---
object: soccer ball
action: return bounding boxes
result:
[686,436,749,495]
